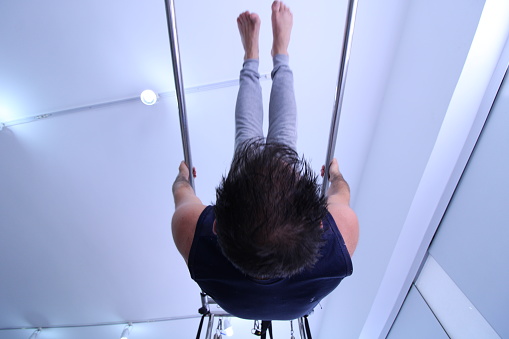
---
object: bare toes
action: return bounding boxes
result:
[272,1,281,12]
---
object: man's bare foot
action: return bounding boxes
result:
[237,11,261,60]
[271,1,293,57]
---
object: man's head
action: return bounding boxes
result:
[214,139,327,279]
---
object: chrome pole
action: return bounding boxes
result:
[298,317,307,339]
[164,0,195,190]
[205,314,215,339]
[321,0,359,196]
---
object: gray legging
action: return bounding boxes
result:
[235,54,297,151]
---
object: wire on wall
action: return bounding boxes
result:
[0,75,271,129]
[0,315,202,334]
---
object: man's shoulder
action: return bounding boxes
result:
[173,203,208,225]
[326,203,359,256]
[171,203,208,263]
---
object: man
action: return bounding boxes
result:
[172,1,359,321]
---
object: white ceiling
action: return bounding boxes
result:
[1,0,504,338]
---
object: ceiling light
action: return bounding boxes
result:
[120,324,132,339]
[140,90,158,105]
[29,329,41,339]
[222,318,234,337]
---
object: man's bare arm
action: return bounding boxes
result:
[171,161,206,263]
[172,162,200,208]
[322,159,359,256]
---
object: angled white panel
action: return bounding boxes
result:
[387,286,448,339]
[416,256,501,339]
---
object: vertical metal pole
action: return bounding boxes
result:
[164,0,195,190]
[205,314,215,339]
[321,0,359,196]
[298,317,307,339]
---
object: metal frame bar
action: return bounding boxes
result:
[298,317,307,339]
[164,0,195,189]
[198,293,233,339]
[321,0,359,196]
[204,314,214,339]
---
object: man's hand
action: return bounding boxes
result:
[321,158,344,182]
[180,161,197,180]
[173,161,196,191]
[321,158,350,199]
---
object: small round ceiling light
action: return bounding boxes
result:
[140,89,159,105]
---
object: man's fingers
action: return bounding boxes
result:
[328,158,344,182]
[179,161,188,174]
[322,158,341,179]
[330,158,339,171]
[178,161,197,179]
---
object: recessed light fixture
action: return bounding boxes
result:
[120,324,132,339]
[140,89,159,105]
[223,318,234,336]
[29,328,41,339]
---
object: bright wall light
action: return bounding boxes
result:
[0,105,16,123]
[140,89,158,105]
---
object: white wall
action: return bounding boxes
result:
[387,57,509,339]
[317,0,486,337]
[426,66,509,338]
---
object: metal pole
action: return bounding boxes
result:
[298,317,307,339]
[321,0,359,196]
[205,314,215,339]
[164,0,195,190]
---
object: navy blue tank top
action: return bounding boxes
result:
[188,206,353,321]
